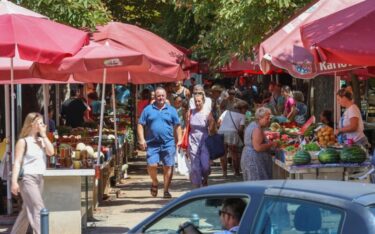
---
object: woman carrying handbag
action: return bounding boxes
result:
[186,93,216,188]
[218,101,248,177]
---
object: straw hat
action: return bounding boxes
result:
[210,85,224,92]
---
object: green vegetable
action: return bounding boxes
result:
[284,146,296,152]
[303,142,320,151]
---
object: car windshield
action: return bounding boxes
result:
[142,196,249,234]
[253,196,344,234]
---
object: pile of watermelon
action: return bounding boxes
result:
[318,149,340,164]
[293,150,311,165]
[340,146,367,163]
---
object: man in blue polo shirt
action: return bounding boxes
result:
[137,87,182,199]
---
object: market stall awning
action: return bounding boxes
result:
[93,22,190,82]
[301,0,375,66]
[258,0,364,79]
[220,57,283,77]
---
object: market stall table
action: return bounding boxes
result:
[43,169,95,234]
[273,158,371,181]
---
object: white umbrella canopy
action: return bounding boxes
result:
[0,0,47,18]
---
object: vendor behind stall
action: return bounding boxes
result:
[334,88,369,148]
[281,85,296,121]
[61,86,90,128]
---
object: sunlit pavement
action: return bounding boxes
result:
[0,155,242,234]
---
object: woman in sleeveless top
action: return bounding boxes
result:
[188,93,215,188]
[174,81,191,101]
[11,113,54,234]
[241,107,277,181]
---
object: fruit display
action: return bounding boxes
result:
[340,146,367,163]
[318,149,340,164]
[317,125,336,147]
[270,122,281,132]
[293,150,311,165]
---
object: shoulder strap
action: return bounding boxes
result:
[229,111,240,133]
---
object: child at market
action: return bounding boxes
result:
[320,110,334,128]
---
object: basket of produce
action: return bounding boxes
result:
[316,125,336,147]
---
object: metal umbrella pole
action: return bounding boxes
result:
[96,68,107,164]
[4,84,12,214]
[111,84,120,182]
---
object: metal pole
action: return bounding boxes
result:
[96,68,107,164]
[40,208,49,234]
[16,84,22,135]
[43,84,49,130]
[55,84,60,127]
[5,85,12,215]
[111,84,120,181]
[10,57,15,163]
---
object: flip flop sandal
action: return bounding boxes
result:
[163,191,172,199]
[150,184,158,197]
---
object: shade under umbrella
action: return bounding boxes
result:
[301,0,375,66]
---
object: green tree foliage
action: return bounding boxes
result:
[104,0,201,50]
[18,0,111,29]
[173,0,312,67]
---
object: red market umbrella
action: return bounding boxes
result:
[258,0,363,79]
[220,57,283,77]
[301,0,375,66]
[0,1,89,204]
[93,22,189,82]
[31,41,184,84]
[0,14,89,63]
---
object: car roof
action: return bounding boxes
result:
[189,180,375,206]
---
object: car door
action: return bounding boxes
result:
[252,196,345,234]
[139,195,250,234]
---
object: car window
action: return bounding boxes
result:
[253,196,343,234]
[369,207,375,216]
[143,196,249,234]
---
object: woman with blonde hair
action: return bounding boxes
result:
[11,112,54,234]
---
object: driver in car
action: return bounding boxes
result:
[178,198,246,234]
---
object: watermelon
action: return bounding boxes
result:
[340,146,367,163]
[318,149,340,164]
[293,150,311,165]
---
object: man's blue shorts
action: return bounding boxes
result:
[146,144,176,166]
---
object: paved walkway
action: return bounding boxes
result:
[0,156,242,234]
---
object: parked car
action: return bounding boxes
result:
[128,180,375,234]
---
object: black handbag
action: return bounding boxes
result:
[205,133,225,160]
